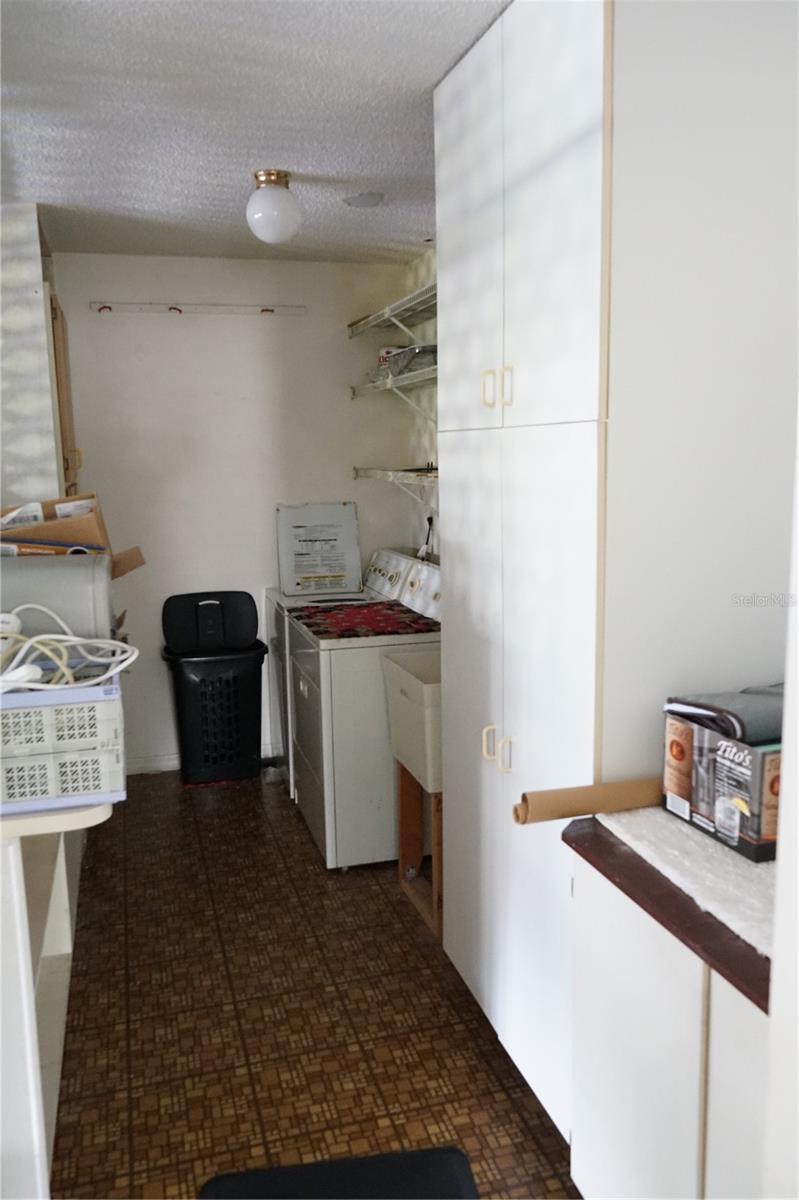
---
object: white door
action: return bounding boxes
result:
[439,429,506,1025]
[496,421,600,1138]
[570,857,706,1199]
[502,0,605,427]
[435,19,504,433]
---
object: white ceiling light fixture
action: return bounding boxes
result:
[342,191,385,209]
[246,169,302,244]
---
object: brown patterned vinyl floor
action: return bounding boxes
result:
[51,772,578,1199]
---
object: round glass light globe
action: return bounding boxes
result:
[246,184,302,244]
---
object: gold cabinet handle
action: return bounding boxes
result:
[480,369,497,408]
[499,366,513,406]
[496,736,512,774]
[481,724,497,762]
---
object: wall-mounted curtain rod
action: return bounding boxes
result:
[90,302,307,316]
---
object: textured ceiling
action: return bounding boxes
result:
[1,0,505,262]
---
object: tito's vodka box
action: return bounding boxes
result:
[663,716,779,862]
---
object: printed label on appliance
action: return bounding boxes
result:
[276,503,362,596]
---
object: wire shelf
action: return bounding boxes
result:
[348,284,437,340]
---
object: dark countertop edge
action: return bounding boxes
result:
[562,817,770,1014]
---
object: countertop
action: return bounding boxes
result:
[563,811,771,1012]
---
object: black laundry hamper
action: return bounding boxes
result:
[162,592,266,785]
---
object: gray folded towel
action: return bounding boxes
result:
[664,683,783,745]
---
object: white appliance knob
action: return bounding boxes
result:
[433,592,441,602]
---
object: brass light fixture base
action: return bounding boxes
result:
[253,169,291,189]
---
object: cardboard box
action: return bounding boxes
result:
[663,715,779,861]
[0,493,144,580]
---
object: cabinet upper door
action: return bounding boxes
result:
[496,420,600,1139]
[502,0,606,427]
[435,20,504,433]
[438,430,506,1025]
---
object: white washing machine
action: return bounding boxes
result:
[265,549,441,868]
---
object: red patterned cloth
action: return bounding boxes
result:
[293,600,439,639]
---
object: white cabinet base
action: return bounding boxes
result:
[705,973,769,1199]
[570,856,707,1200]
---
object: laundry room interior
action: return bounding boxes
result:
[1,3,797,1200]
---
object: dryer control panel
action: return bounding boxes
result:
[363,550,416,601]
[400,560,441,621]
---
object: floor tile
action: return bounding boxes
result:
[52,771,576,1198]
[130,1067,265,1177]
[315,922,429,982]
[303,885,410,935]
[202,858,292,902]
[251,1043,395,1160]
[214,894,307,943]
[76,853,126,896]
[74,889,125,934]
[126,906,223,966]
[51,1175,132,1199]
[334,969,461,1039]
[224,929,332,1000]
[63,965,127,1030]
[265,1114,403,1170]
[129,1004,247,1087]
[50,1088,130,1196]
[58,1019,128,1102]
[70,919,127,977]
[127,949,233,1019]
[238,985,354,1064]
[198,822,277,857]
[363,1023,506,1115]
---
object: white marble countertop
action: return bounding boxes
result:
[597,807,775,957]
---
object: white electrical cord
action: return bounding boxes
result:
[0,604,138,693]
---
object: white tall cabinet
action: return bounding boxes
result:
[436,0,605,1140]
[435,0,796,1147]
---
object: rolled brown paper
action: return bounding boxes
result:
[514,778,662,824]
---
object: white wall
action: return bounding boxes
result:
[52,253,416,771]
[1,203,62,505]
[601,0,798,778]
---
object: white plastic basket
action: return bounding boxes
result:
[1,681,125,814]
[1,681,123,756]
[382,649,442,792]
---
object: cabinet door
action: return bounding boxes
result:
[502,0,605,427]
[435,20,504,433]
[570,857,707,1199]
[705,973,769,1200]
[439,430,506,1024]
[496,421,600,1138]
